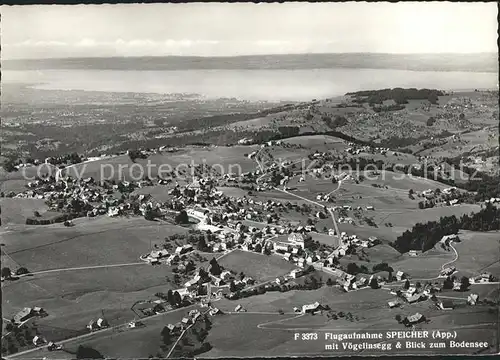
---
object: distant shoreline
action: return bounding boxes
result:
[2,81,497,106]
[3,52,498,73]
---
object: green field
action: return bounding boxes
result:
[62,145,311,182]
[1,265,177,332]
[6,305,202,360]
[0,198,49,225]
[1,217,187,271]
[1,216,188,337]
[450,230,500,278]
[218,250,297,282]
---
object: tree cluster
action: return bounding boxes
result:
[393,203,500,253]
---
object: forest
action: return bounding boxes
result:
[392,203,500,253]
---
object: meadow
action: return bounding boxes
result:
[7,304,202,360]
[1,216,189,337]
[218,250,297,282]
[0,198,49,225]
[1,217,187,271]
[450,230,500,277]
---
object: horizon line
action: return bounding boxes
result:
[4,51,498,62]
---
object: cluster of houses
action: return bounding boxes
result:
[176,265,256,302]
[328,233,378,260]
[345,144,392,156]
[470,272,494,284]
[484,197,500,204]
[142,244,194,265]
[164,307,217,336]
[337,272,368,292]
[419,187,463,206]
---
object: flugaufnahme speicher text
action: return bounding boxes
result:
[323,341,489,351]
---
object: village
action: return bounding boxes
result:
[1,96,498,357]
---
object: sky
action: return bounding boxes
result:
[1,2,497,59]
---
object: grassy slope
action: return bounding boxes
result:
[218,250,297,282]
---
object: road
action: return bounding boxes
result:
[166,309,211,358]
[441,243,459,271]
[326,180,342,197]
[28,262,147,276]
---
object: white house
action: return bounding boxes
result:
[220,271,232,281]
[274,242,291,252]
[396,271,408,281]
[302,302,322,314]
[441,234,459,244]
[467,293,479,306]
[290,269,304,278]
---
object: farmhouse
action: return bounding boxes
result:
[167,323,180,334]
[234,304,245,312]
[185,275,202,289]
[422,189,434,198]
[87,320,99,331]
[396,271,408,281]
[166,254,179,265]
[440,267,456,277]
[187,207,210,221]
[290,269,304,278]
[403,313,425,327]
[477,272,493,283]
[149,249,169,260]
[467,293,479,306]
[368,236,378,243]
[288,233,305,248]
[440,234,459,244]
[276,276,287,285]
[355,277,368,288]
[181,317,191,327]
[220,271,232,281]
[302,302,323,314]
[175,244,193,255]
[14,308,34,324]
[32,306,44,315]
[388,300,400,308]
[437,300,454,310]
[32,336,45,346]
[209,307,221,316]
[406,293,427,304]
[96,318,108,328]
[274,242,291,252]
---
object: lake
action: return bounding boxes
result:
[3,68,497,102]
